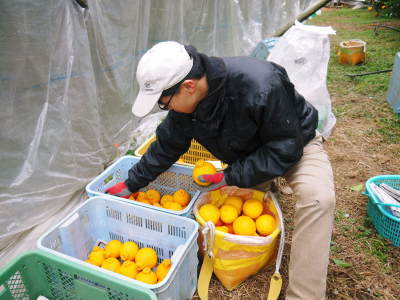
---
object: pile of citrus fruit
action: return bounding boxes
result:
[127,188,191,211]
[85,240,171,284]
[198,194,277,236]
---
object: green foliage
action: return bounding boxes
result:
[368,0,400,18]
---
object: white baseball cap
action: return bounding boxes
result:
[132,41,193,117]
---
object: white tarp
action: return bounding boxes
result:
[0,0,322,267]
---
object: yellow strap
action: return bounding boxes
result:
[266,272,282,300]
[197,255,214,300]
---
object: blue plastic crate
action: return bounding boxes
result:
[86,155,200,217]
[364,175,400,246]
[387,52,400,114]
[37,196,199,300]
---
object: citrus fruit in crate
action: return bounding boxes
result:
[145,189,161,204]
[256,214,276,236]
[120,241,139,261]
[193,160,216,186]
[242,199,263,219]
[233,216,256,236]
[119,260,139,279]
[199,203,220,224]
[224,196,243,214]
[101,257,121,273]
[160,194,173,206]
[164,201,183,211]
[156,258,172,282]
[87,249,105,266]
[92,246,104,252]
[135,248,158,270]
[220,204,238,224]
[104,240,122,259]
[136,267,158,284]
[173,189,190,206]
[136,192,147,202]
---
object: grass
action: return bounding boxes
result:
[309,8,400,144]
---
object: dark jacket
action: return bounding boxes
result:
[126,54,318,191]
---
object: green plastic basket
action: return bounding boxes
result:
[365,175,400,247]
[0,250,156,300]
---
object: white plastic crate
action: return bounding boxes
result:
[37,196,199,300]
[86,155,200,217]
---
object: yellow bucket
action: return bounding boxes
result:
[338,39,366,65]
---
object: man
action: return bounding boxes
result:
[107,41,335,299]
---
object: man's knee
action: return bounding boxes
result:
[315,190,336,214]
[297,185,336,214]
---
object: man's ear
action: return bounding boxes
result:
[181,79,196,94]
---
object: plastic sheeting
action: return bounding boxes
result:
[268,21,336,138]
[0,0,322,267]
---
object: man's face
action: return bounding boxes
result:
[158,80,199,114]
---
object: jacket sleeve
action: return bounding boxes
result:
[125,114,191,192]
[224,65,315,187]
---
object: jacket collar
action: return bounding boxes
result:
[191,54,227,129]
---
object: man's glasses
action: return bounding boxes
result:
[158,87,177,110]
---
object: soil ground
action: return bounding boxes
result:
[191,6,400,300]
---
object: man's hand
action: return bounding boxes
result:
[105,182,131,198]
[197,172,227,191]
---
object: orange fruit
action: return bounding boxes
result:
[137,198,151,205]
[173,189,191,207]
[225,223,234,234]
[224,196,243,214]
[192,160,216,186]
[242,199,263,219]
[219,204,239,224]
[104,240,122,259]
[209,190,228,208]
[119,261,139,278]
[91,246,104,252]
[164,201,183,211]
[135,248,158,270]
[156,259,171,282]
[136,267,158,284]
[160,194,174,207]
[101,257,121,273]
[153,202,163,208]
[233,216,256,236]
[136,192,147,202]
[120,241,139,261]
[215,219,224,226]
[199,204,220,224]
[87,249,104,266]
[256,214,276,236]
[145,189,161,204]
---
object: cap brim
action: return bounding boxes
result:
[132,90,162,117]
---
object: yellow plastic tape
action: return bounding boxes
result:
[267,272,282,300]
[198,255,214,300]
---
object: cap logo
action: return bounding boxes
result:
[144,81,154,91]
